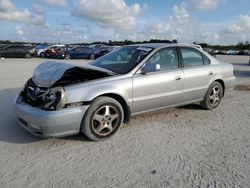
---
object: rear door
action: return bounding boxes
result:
[179,47,216,102]
[132,47,184,113]
[14,46,26,57]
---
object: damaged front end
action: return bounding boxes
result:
[17,79,68,111]
[17,61,115,111]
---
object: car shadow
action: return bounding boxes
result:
[62,133,91,142]
[0,88,90,144]
[177,104,205,111]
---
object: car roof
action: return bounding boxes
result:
[128,43,203,50]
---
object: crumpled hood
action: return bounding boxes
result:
[33,61,114,87]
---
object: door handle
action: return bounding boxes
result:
[175,76,182,81]
[209,71,214,76]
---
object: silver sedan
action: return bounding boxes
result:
[15,43,236,141]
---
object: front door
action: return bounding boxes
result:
[132,47,184,113]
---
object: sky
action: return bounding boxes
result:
[0,0,249,45]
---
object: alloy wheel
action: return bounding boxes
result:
[92,105,119,136]
[25,53,31,58]
[65,54,71,59]
[209,85,221,106]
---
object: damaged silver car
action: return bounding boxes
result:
[15,44,236,141]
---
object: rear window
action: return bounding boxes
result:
[180,48,204,67]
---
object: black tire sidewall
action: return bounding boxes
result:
[82,97,124,141]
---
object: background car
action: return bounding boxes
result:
[64,46,94,59]
[31,45,48,56]
[0,44,33,58]
[64,45,114,60]
[238,49,250,55]
[37,44,65,57]
[227,50,238,55]
[89,45,118,59]
[43,45,66,59]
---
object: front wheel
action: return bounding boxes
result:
[40,52,45,57]
[201,81,223,110]
[64,54,71,59]
[81,97,124,141]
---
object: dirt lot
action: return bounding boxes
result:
[0,55,249,188]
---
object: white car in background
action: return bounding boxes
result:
[37,44,65,57]
[227,50,238,55]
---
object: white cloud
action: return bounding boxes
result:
[130,2,219,44]
[72,0,146,32]
[0,0,30,22]
[219,14,250,44]
[33,4,43,15]
[169,2,197,41]
[15,26,27,41]
[191,0,218,11]
[30,4,49,28]
[40,0,67,7]
[15,26,24,36]
[173,3,190,23]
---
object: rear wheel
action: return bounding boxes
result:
[201,81,223,110]
[81,97,124,141]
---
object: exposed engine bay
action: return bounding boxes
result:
[17,61,115,110]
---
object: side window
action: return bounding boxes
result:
[203,54,210,65]
[74,48,80,52]
[6,46,17,50]
[146,48,178,71]
[181,48,204,67]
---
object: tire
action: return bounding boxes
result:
[201,81,223,110]
[25,53,31,59]
[90,54,95,60]
[40,52,45,57]
[81,97,124,141]
[65,54,71,59]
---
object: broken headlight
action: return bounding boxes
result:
[42,87,68,111]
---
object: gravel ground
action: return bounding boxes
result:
[0,55,249,188]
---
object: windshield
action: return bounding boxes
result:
[90,46,154,74]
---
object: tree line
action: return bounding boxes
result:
[0,39,249,50]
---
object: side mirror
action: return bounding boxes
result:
[140,64,161,74]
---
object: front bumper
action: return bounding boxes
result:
[15,103,89,138]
